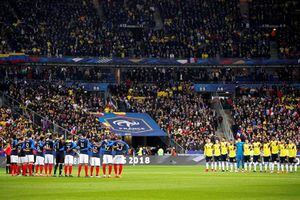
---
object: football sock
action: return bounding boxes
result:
[221,162,225,171]
[290,165,293,172]
[285,164,289,172]
[214,162,217,170]
[45,164,48,174]
[206,163,209,170]
[226,162,229,171]
[294,164,297,172]
[22,164,27,175]
[54,163,58,175]
[84,165,88,176]
[114,164,118,175]
[102,164,106,175]
[96,166,100,176]
[281,164,284,172]
[59,164,63,175]
[108,165,112,175]
[40,165,43,174]
[49,164,53,174]
[119,164,123,175]
[64,166,68,175]
[218,162,221,170]
[29,164,33,175]
[90,166,94,176]
[78,164,82,176]
[69,166,73,175]
[35,165,39,173]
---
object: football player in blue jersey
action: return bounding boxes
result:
[90,138,101,177]
[77,133,91,177]
[44,134,55,176]
[35,136,45,176]
[100,135,115,178]
[64,135,77,177]
[113,136,129,178]
[54,135,65,177]
[22,133,36,176]
[10,135,19,176]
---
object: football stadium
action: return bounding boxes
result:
[0,0,299,199]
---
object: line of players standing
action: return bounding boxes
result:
[204,137,298,173]
[9,132,129,178]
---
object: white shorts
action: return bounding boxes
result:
[102,154,113,164]
[35,156,45,165]
[25,155,34,163]
[113,155,126,164]
[64,155,74,165]
[79,154,89,164]
[90,157,101,166]
[11,155,18,163]
[45,154,54,164]
[18,157,26,164]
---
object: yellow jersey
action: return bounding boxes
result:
[213,143,221,156]
[279,144,287,157]
[220,142,228,155]
[263,143,271,157]
[228,144,236,158]
[243,143,251,156]
[270,141,279,154]
[204,143,213,157]
[287,143,296,158]
[253,142,261,156]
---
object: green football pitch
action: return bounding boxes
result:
[0,166,299,200]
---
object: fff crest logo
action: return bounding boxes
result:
[106,117,153,133]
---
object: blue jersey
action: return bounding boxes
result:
[100,140,115,155]
[11,139,18,155]
[90,143,101,157]
[65,141,76,156]
[44,140,54,154]
[55,140,65,152]
[17,142,25,157]
[77,138,90,154]
[113,140,129,155]
[22,139,35,155]
[36,141,45,157]
[236,142,245,156]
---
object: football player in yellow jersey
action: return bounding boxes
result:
[228,140,237,172]
[204,139,214,172]
[287,139,297,173]
[278,140,288,173]
[262,139,271,172]
[243,139,251,171]
[220,138,229,172]
[270,137,279,173]
[213,140,221,172]
[252,139,262,172]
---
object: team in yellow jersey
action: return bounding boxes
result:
[203,137,298,173]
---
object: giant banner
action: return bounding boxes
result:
[98,113,167,136]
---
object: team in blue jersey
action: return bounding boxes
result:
[8,132,129,178]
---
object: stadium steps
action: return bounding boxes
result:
[154,7,163,30]
[270,41,279,59]
[93,0,104,21]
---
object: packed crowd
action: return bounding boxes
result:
[0,0,298,58]
[0,65,115,82]
[6,81,105,135]
[249,0,300,58]
[110,82,218,151]
[232,86,300,144]
[121,67,300,84]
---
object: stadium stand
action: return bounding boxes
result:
[0,0,299,58]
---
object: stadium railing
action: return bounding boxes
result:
[0,91,71,138]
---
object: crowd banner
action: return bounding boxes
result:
[0,54,299,65]
[98,112,167,136]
